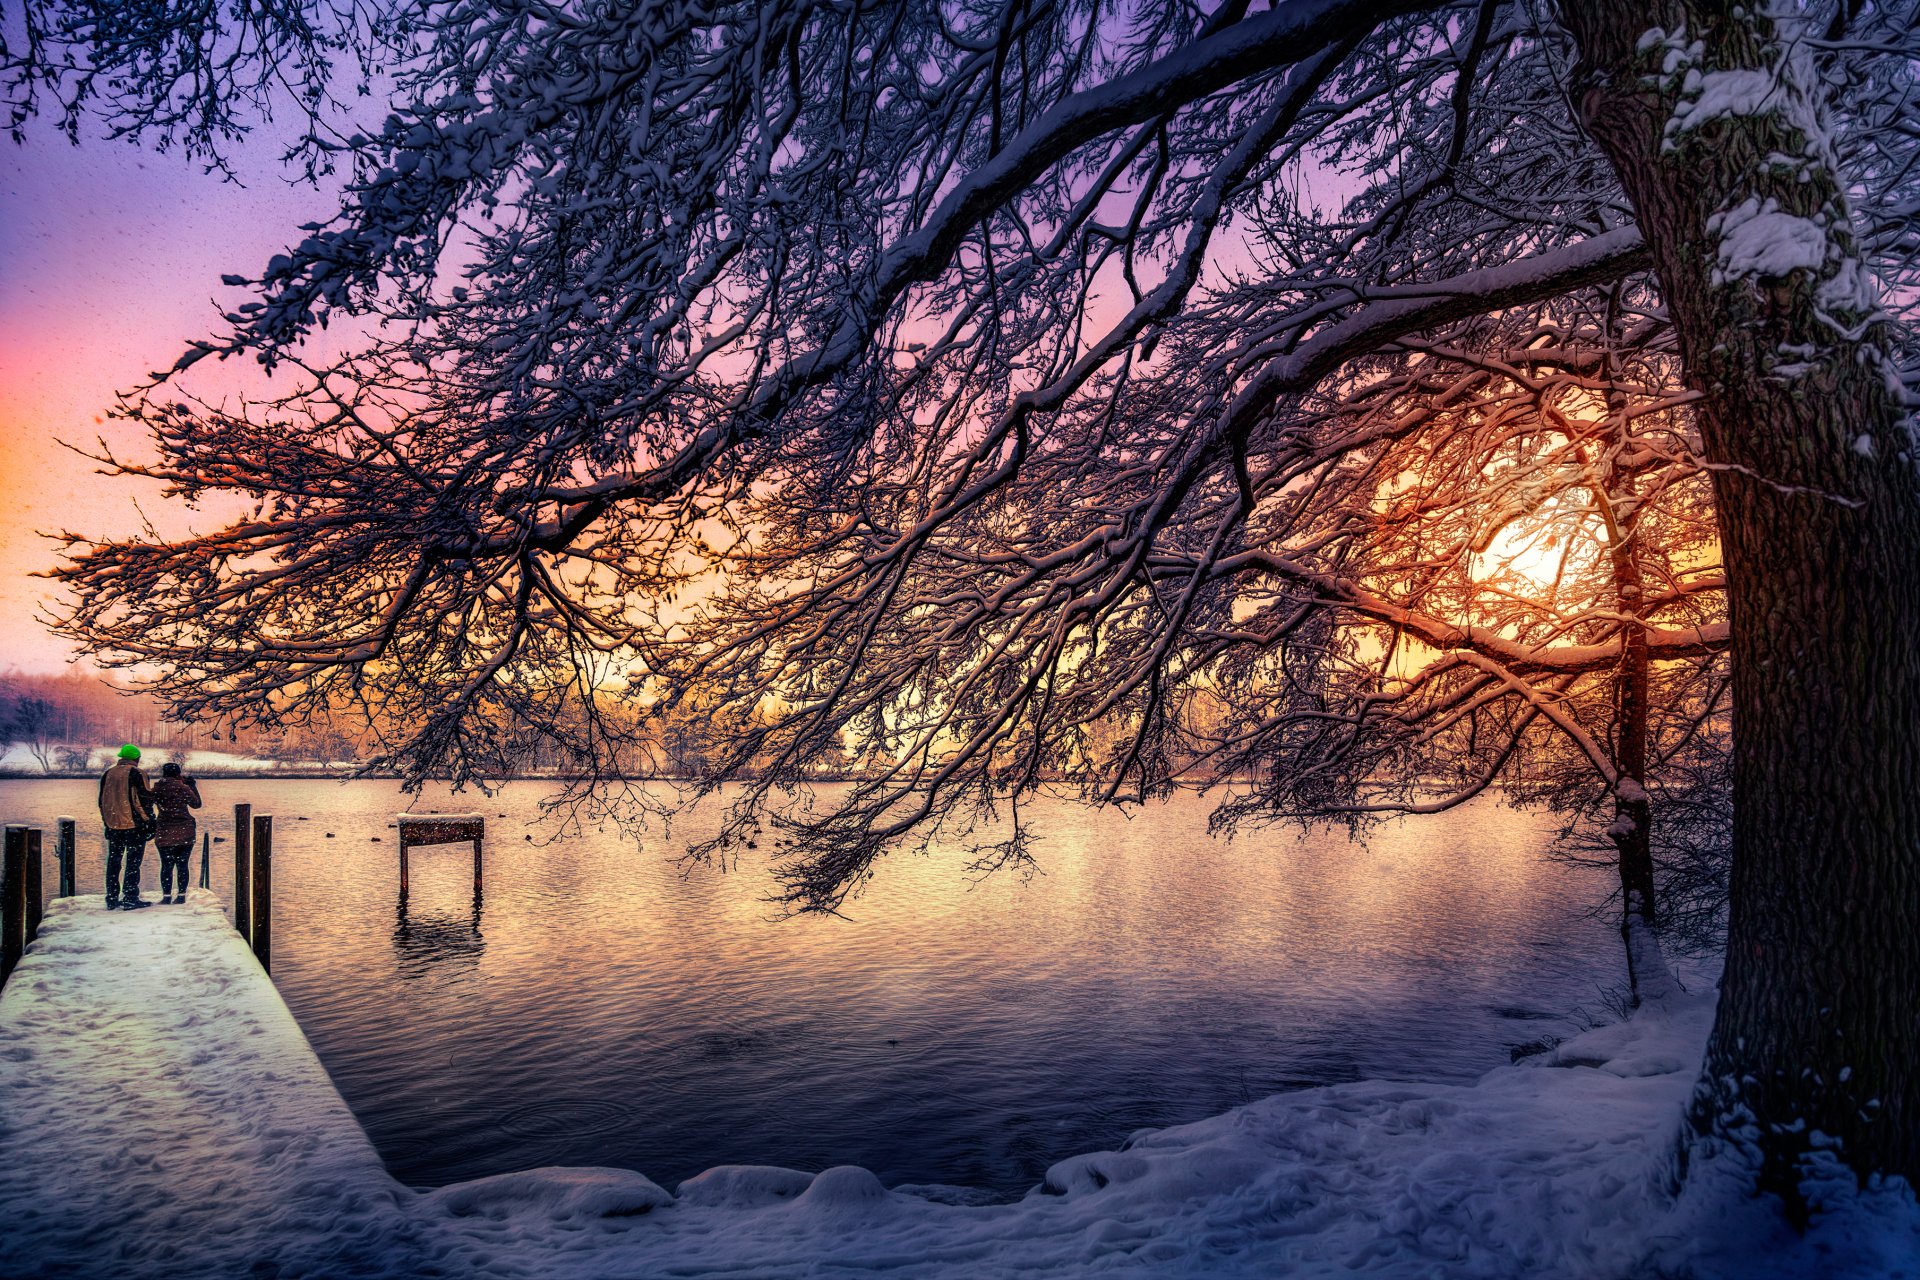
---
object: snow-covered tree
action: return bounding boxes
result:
[9,0,1919,1194]
[1560,0,1920,1202]
[3,694,59,771]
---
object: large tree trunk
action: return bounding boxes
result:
[1562,1,1920,1195]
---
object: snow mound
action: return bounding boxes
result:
[791,1164,891,1212]
[424,1166,671,1221]
[675,1163,816,1208]
[1539,1012,1690,1077]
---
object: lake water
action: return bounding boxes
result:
[0,779,1626,1196]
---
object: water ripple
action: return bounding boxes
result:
[496,1097,647,1142]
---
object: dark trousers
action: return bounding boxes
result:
[158,842,193,896]
[105,829,147,903]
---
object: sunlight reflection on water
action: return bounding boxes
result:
[0,780,1623,1194]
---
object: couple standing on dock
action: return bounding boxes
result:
[98,745,202,909]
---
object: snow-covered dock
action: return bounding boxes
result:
[2,895,1913,1279]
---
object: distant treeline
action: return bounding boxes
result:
[0,668,775,779]
[0,668,341,768]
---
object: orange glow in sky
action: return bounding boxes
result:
[0,126,339,671]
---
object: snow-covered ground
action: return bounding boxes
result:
[1,896,1914,1279]
[0,745,338,775]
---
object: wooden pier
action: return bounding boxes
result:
[0,892,450,1277]
[2,801,490,990]
[1,802,281,988]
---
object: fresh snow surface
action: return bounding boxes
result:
[2,897,1915,1279]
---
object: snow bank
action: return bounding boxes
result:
[3,897,1915,1279]
[424,1166,673,1222]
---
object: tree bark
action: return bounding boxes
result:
[1562,0,1920,1194]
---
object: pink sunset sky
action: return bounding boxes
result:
[0,122,339,672]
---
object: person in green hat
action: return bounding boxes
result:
[97,744,156,909]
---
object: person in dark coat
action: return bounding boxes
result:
[150,762,203,903]
[97,745,155,909]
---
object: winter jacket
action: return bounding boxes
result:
[149,776,202,848]
[98,761,154,834]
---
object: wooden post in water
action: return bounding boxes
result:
[200,831,210,890]
[56,818,75,898]
[396,815,485,900]
[23,828,42,945]
[233,802,253,942]
[250,814,272,974]
[2,827,25,987]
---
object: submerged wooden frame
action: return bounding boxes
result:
[396,814,485,895]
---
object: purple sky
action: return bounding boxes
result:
[0,122,338,672]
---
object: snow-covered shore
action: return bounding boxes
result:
[0,745,334,778]
[1,896,1913,1279]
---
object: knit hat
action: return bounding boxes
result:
[117,744,141,761]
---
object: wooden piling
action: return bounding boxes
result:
[250,815,272,973]
[234,802,253,942]
[56,818,75,898]
[23,828,42,944]
[200,831,211,889]
[396,816,484,899]
[2,827,25,987]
